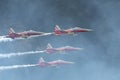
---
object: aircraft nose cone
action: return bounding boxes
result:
[68,62,75,64]
[87,29,93,31]
[76,48,83,50]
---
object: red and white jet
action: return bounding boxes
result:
[54,25,92,35]
[45,43,83,54]
[6,28,52,39]
[38,57,74,67]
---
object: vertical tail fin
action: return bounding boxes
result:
[9,28,15,34]
[39,57,45,63]
[55,25,61,31]
[47,43,53,49]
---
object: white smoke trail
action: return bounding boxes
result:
[0,51,45,58]
[0,36,13,42]
[0,64,38,71]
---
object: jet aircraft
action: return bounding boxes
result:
[6,28,52,39]
[38,57,74,67]
[54,25,92,35]
[45,43,83,54]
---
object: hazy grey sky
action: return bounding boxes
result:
[0,0,120,80]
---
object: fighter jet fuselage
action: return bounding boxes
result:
[8,31,44,39]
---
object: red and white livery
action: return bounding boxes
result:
[45,43,83,54]
[38,57,74,67]
[6,28,51,39]
[54,25,92,35]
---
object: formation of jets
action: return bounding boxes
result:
[0,25,92,68]
[0,25,91,39]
